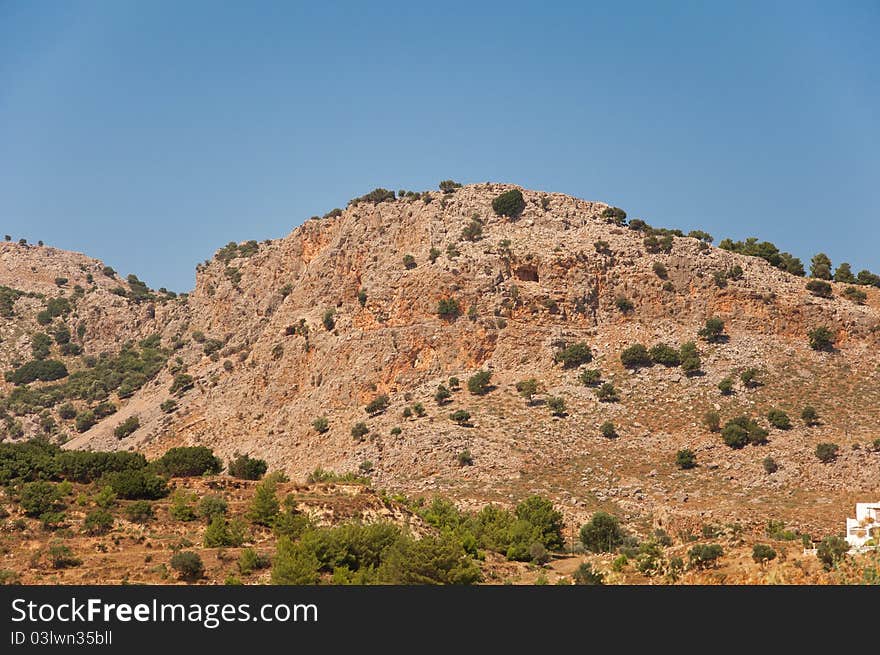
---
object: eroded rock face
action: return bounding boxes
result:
[4,184,880,533]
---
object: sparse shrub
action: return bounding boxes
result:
[767,409,791,430]
[614,295,634,313]
[516,378,540,402]
[808,326,835,351]
[547,396,566,417]
[676,449,696,470]
[228,453,268,480]
[365,394,390,416]
[439,180,462,193]
[815,442,839,463]
[435,385,451,404]
[160,399,178,414]
[740,368,760,388]
[679,341,701,375]
[170,373,194,396]
[48,543,81,569]
[816,535,848,570]
[124,500,154,523]
[83,508,114,535]
[403,254,416,269]
[437,297,461,320]
[351,422,369,440]
[620,344,651,368]
[718,377,734,395]
[170,551,204,581]
[238,548,271,575]
[652,262,668,279]
[601,206,627,225]
[197,495,228,522]
[58,403,77,420]
[457,450,473,467]
[580,512,624,553]
[467,370,492,395]
[703,411,721,432]
[801,406,819,426]
[428,247,441,263]
[650,343,681,367]
[554,342,592,368]
[349,188,395,205]
[312,416,329,434]
[842,286,867,304]
[600,421,617,439]
[762,457,779,474]
[169,491,197,522]
[572,563,604,585]
[492,189,525,217]
[357,289,367,306]
[412,402,426,417]
[578,368,601,386]
[698,317,725,342]
[595,382,619,402]
[460,219,483,242]
[594,240,611,255]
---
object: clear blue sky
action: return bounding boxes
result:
[1,1,877,292]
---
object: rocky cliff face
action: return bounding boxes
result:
[4,184,880,535]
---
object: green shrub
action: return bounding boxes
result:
[594,240,611,255]
[516,378,540,402]
[31,332,52,360]
[5,359,68,385]
[806,279,832,298]
[357,288,367,306]
[721,416,768,448]
[676,449,696,470]
[322,308,336,331]
[740,368,760,388]
[841,285,867,304]
[600,421,617,439]
[439,180,462,193]
[169,491,197,522]
[170,550,204,581]
[58,403,76,420]
[351,422,369,440]
[365,394,390,415]
[238,548,271,575]
[100,469,168,500]
[55,450,146,483]
[810,253,832,280]
[460,219,483,242]
[467,370,492,395]
[113,416,140,439]
[153,446,222,477]
[160,399,178,414]
[457,450,473,467]
[124,500,154,523]
[718,376,734,395]
[412,402,426,417]
[698,317,725,342]
[428,247,441,263]
[808,326,835,351]
[547,396,566,417]
[436,297,461,320]
[652,262,668,279]
[93,486,117,509]
[19,481,63,517]
[48,542,81,569]
[554,342,592,368]
[752,544,777,564]
[515,496,564,551]
[688,544,723,568]
[204,516,246,547]
[815,443,839,463]
[271,536,320,584]
[83,509,114,535]
[620,344,651,368]
[450,410,471,425]
[492,190,526,217]
[312,416,329,434]
[762,457,779,474]
[649,343,681,367]
[402,254,417,269]
[228,453,268,480]
[601,206,627,225]
[73,411,96,433]
[196,494,229,523]
[580,512,624,553]
[767,409,791,430]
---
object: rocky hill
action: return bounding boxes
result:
[3,183,880,540]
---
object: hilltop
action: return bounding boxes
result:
[2,182,880,545]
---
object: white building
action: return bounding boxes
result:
[845,503,880,550]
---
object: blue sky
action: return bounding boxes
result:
[1,1,877,292]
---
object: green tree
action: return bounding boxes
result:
[649,343,681,367]
[515,496,564,550]
[620,344,652,368]
[271,536,320,584]
[834,262,856,283]
[228,453,268,480]
[752,544,777,564]
[816,535,848,570]
[467,370,492,395]
[572,562,605,585]
[810,253,832,280]
[554,342,593,368]
[580,512,624,553]
[688,544,723,569]
[248,478,280,526]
